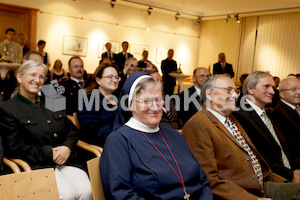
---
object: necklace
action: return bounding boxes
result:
[140,130,190,200]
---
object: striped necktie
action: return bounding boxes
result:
[225,118,264,189]
[261,111,291,169]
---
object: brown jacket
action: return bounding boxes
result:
[182,108,286,200]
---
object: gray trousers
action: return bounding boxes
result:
[264,181,300,200]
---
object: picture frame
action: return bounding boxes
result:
[155,47,170,63]
[98,41,120,58]
[62,35,88,57]
[130,44,149,60]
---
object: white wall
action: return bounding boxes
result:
[1,0,200,75]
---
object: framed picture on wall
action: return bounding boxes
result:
[62,35,88,57]
[155,47,170,63]
[130,44,149,60]
[98,41,120,58]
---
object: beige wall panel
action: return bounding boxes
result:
[198,19,242,81]
[254,13,300,78]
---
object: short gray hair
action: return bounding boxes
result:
[243,71,272,95]
[200,74,226,106]
[17,60,48,77]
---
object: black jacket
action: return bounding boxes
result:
[271,100,300,161]
[213,62,234,78]
[0,95,84,170]
[233,100,297,181]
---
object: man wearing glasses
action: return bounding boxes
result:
[271,77,300,161]
[233,71,300,182]
[182,74,300,200]
[178,67,209,125]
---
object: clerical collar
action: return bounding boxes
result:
[281,99,296,110]
[70,77,84,84]
[125,117,159,133]
[194,85,201,96]
[16,92,41,106]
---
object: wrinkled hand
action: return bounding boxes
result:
[292,169,300,183]
[53,146,71,165]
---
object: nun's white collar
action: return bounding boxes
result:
[125,117,159,133]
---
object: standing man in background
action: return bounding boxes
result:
[115,41,133,72]
[213,52,234,78]
[161,49,177,96]
[17,33,30,56]
[0,28,23,63]
[101,42,116,63]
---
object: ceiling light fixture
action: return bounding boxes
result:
[224,15,231,23]
[235,14,241,23]
[147,6,153,15]
[110,0,116,8]
[175,12,180,21]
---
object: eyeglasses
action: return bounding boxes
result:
[214,87,240,95]
[102,75,121,81]
[135,97,164,106]
[281,87,300,93]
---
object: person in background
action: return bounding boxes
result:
[0,60,92,199]
[161,49,177,96]
[60,56,88,115]
[51,59,67,81]
[101,72,213,200]
[236,73,249,107]
[296,74,300,81]
[17,33,29,56]
[37,40,50,69]
[269,76,280,107]
[114,41,133,72]
[213,52,234,78]
[271,77,300,160]
[146,69,182,130]
[0,28,22,63]
[3,51,43,101]
[178,67,209,125]
[182,74,300,200]
[137,50,150,70]
[78,63,119,147]
[233,71,300,182]
[101,42,116,63]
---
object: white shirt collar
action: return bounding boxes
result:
[194,85,201,96]
[125,117,159,133]
[70,77,84,84]
[281,99,296,110]
[246,98,265,116]
[207,107,227,125]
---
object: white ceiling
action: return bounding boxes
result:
[119,0,300,17]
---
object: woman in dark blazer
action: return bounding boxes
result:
[0,60,92,200]
[78,63,119,147]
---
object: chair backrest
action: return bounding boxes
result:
[67,112,80,129]
[0,168,59,200]
[87,156,105,200]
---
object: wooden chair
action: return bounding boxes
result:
[67,113,105,200]
[0,158,59,200]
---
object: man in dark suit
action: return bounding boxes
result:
[213,52,234,78]
[233,71,300,182]
[178,67,209,125]
[182,74,300,199]
[271,77,300,159]
[0,134,3,166]
[114,41,133,72]
[60,56,89,115]
[161,49,177,96]
[101,42,116,63]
